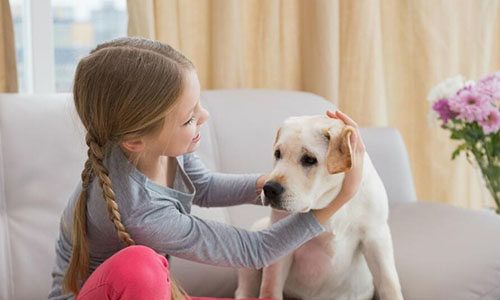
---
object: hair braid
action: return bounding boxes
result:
[62,135,95,294]
[86,133,135,246]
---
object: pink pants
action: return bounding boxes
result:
[75,245,268,300]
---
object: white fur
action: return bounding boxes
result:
[235,115,404,300]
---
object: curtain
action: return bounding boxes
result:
[127,0,500,210]
[0,0,18,92]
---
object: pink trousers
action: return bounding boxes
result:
[75,245,267,300]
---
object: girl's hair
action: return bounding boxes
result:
[62,37,194,300]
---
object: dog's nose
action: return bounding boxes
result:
[263,181,285,201]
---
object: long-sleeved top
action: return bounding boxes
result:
[48,144,325,299]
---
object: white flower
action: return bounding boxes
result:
[427,75,475,104]
[427,109,440,126]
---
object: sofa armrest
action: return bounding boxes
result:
[389,202,500,300]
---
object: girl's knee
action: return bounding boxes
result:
[98,246,171,295]
[114,245,168,269]
[106,246,169,281]
[79,246,171,300]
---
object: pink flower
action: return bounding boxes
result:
[449,90,491,123]
[479,108,500,134]
[432,99,453,123]
[475,71,500,100]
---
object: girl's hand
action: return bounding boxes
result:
[326,109,366,201]
[256,174,268,196]
[312,110,366,225]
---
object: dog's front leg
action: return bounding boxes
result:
[259,209,294,299]
[235,267,262,299]
[260,252,293,299]
[362,224,404,300]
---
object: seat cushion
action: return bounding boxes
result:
[389,202,500,300]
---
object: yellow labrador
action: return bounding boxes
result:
[235,115,403,300]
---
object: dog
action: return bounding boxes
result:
[235,115,403,300]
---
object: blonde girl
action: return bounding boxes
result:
[48,37,365,300]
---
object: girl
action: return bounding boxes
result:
[48,37,366,300]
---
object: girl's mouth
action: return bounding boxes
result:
[192,133,200,142]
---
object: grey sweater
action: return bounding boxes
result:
[48,145,325,299]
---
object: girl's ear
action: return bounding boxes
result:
[121,137,146,153]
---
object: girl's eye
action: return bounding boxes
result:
[184,117,195,126]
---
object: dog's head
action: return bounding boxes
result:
[262,115,355,212]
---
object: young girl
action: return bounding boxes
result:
[48,37,366,300]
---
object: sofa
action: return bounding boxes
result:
[1,90,499,300]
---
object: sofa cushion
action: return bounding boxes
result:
[359,128,417,205]
[389,202,500,300]
[0,94,86,299]
[0,114,11,300]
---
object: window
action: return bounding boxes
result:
[9,0,127,93]
[10,0,25,92]
[52,0,127,92]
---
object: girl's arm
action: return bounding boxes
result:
[128,200,324,269]
[183,152,265,207]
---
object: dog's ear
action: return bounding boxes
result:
[274,127,282,145]
[324,125,355,174]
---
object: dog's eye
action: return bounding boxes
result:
[301,155,317,166]
[274,149,281,160]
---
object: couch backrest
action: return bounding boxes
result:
[0,94,86,300]
[0,90,417,299]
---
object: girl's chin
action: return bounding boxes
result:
[187,143,200,152]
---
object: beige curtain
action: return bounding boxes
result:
[127,0,500,210]
[0,0,18,92]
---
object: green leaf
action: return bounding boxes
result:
[450,131,463,140]
[452,144,467,160]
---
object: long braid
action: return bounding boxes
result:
[62,135,94,294]
[86,134,135,246]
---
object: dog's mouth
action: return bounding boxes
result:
[262,195,289,211]
[262,195,309,212]
[269,202,293,212]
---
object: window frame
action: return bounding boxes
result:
[22,0,56,93]
[14,0,127,94]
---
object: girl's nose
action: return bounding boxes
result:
[198,106,210,125]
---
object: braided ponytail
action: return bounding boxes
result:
[87,135,135,246]
[63,37,193,299]
[62,134,94,294]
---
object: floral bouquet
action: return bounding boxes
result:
[427,71,500,213]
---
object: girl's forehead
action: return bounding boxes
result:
[178,71,201,110]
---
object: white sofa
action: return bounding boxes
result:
[1,90,500,300]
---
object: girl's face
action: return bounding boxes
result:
[145,68,210,157]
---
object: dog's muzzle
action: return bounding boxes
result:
[262,181,285,206]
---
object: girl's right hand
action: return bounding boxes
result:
[328,109,366,201]
[312,110,366,225]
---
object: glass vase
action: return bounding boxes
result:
[473,157,500,214]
